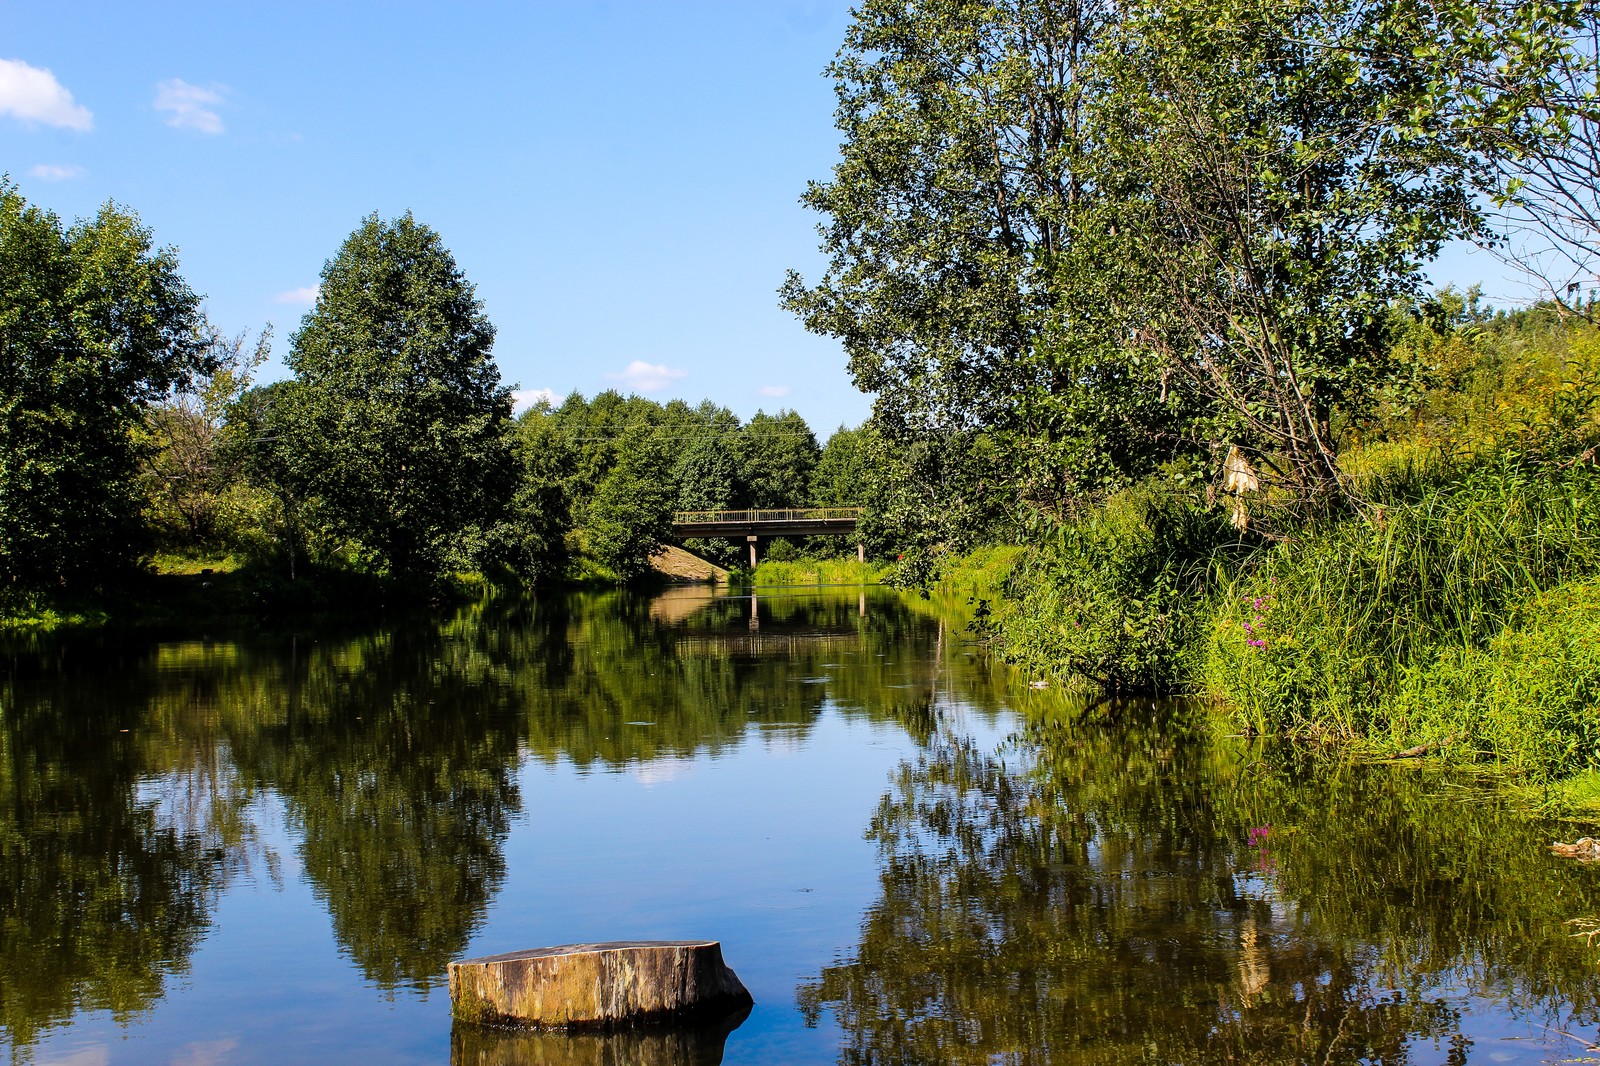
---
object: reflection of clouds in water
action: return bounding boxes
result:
[38,1048,109,1066]
[630,761,696,787]
[173,1040,240,1066]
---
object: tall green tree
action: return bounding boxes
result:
[740,410,820,509]
[0,180,211,590]
[1072,0,1579,513]
[780,0,1133,517]
[586,425,675,580]
[283,212,513,578]
[670,401,745,512]
[786,0,1586,524]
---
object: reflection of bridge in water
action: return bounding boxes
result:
[673,631,864,658]
[671,508,864,567]
[664,589,870,650]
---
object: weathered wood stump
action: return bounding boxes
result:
[448,940,753,1030]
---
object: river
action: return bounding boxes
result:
[2,586,1598,1064]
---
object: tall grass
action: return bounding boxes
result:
[1199,457,1600,759]
[997,481,1244,690]
[751,557,887,586]
[1389,578,1600,779]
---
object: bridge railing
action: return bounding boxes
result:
[673,507,863,525]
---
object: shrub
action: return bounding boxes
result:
[1387,578,1600,780]
[999,482,1243,691]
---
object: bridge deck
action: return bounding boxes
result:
[672,507,861,539]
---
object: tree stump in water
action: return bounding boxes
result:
[448,941,753,1030]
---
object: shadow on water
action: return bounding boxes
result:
[803,696,1600,1064]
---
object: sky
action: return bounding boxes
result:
[0,0,873,433]
[0,2,1539,437]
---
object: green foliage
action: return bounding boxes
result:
[787,0,1590,528]
[999,482,1242,690]
[740,410,819,509]
[486,410,571,584]
[585,426,674,581]
[0,180,211,592]
[1388,578,1600,780]
[1201,457,1600,743]
[929,544,1027,602]
[141,328,272,553]
[811,425,873,507]
[672,426,743,512]
[1066,0,1558,509]
[752,557,886,587]
[523,392,835,580]
[864,427,1016,584]
[280,212,514,580]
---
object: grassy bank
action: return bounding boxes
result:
[751,556,889,587]
[966,308,1600,797]
[0,554,505,633]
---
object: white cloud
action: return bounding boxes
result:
[0,59,92,130]
[512,387,558,413]
[758,384,791,398]
[607,359,686,394]
[154,78,226,134]
[273,285,319,305]
[28,163,85,181]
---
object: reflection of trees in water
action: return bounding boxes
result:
[480,589,969,766]
[0,588,1000,1047]
[0,643,237,1054]
[225,627,524,994]
[805,704,1600,1064]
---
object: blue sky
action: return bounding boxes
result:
[0,1,872,433]
[0,1,1529,436]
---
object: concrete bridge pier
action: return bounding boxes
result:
[746,535,760,568]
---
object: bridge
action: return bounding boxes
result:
[671,507,863,566]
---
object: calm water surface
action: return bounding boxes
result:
[3,586,1600,1064]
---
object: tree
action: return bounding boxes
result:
[492,405,573,584]
[1487,1,1600,312]
[1073,0,1579,515]
[142,327,271,550]
[812,425,873,507]
[671,401,746,512]
[283,212,513,579]
[740,410,819,509]
[0,180,212,590]
[781,0,1129,517]
[785,0,1584,523]
[586,425,675,581]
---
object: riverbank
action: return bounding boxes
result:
[930,309,1600,810]
[0,541,738,633]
